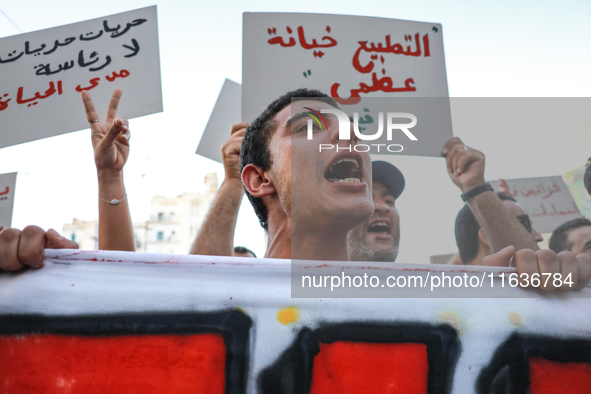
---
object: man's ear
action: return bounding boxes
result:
[478,228,489,247]
[241,164,275,198]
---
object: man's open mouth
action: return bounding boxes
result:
[368,221,391,235]
[324,158,361,183]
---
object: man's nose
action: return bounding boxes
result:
[373,197,389,212]
[532,229,543,243]
[330,121,359,145]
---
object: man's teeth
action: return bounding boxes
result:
[373,222,388,227]
[335,178,361,183]
[334,158,359,168]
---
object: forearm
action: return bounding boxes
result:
[190,178,244,256]
[467,191,539,252]
[97,170,135,251]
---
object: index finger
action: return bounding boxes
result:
[231,122,249,135]
[105,89,122,122]
[81,90,99,123]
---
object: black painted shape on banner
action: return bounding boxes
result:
[258,322,460,394]
[0,310,252,394]
[476,333,591,393]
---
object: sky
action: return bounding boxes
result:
[0,0,590,261]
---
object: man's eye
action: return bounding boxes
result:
[385,199,395,207]
[296,122,321,133]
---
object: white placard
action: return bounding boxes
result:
[0,6,162,149]
[490,176,583,233]
[242,12,452,157]
[196,79,241,163]
[0,172,16,231]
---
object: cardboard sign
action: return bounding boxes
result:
[1,250,591,392]
[242,13,452,157]
[490,176,583,233]
[196,79,241,163]
[564,167,591,219]
[0,172,16,231]
[0,6,162,149]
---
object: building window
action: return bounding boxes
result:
[157,212,164,221]
[157,231,164,241]
[71,233,76,242]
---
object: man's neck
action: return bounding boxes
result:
[264,221,291,259]
[292,231,350,261]
[264,216,350,261]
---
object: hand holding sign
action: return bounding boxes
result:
[82,89,129,175]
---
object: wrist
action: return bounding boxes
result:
[461,182,493,202]
[98,171,125,191]
[222,177,244,189]
[97,168,123,181]
[458,178,486,194]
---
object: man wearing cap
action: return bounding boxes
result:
[348,161,405,262]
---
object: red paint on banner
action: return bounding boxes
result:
[310,342,428,393]
[0,333,226,393]
[530,357,591,394]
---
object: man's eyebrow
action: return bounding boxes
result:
[381,190,395,198]
[282,111,313,132]
[583,240,591,250]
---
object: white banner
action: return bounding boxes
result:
[0,6,162,149]
[1,250,591,393]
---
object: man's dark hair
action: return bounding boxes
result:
[239,88,338,231]
[455,192,518,265]
[584,157,591,196]
[455,204,481,265]
[234,246,257,258]
[549,218,591,253]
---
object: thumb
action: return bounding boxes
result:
[482,245,516,267]
[45,228,79,250]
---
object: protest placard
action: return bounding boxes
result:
[0,172,17,231]
[242,13,452,157]
[196,79,241,163]
[0,6,162,149]
[491,176,582,233]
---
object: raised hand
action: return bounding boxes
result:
[222,122,249,181]
[81,89,130,174]
[441,137,486,193]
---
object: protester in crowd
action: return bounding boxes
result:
[549,218,591,256]
[190,122,249,256]
[442,138,540,257]
[455,192,543,265]
[348,161,404,262]
[544,158,591,257]
[234,246,257,258]
[240,88,373,261]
